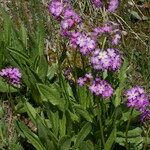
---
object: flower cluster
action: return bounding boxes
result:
[0,67,21,87]
[93,22,121,45]
[89,77,113,98]
[49,0,120,99]
[49,0,81,37]
[77,75,113,98]
[90,48,121,71]
[91,0,119,13]
[126,86,150,121]
[69,31,96,55]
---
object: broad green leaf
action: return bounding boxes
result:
[36,115,56,149]
[77,86,91,109]
[1,8,11,45]
[24,101,37,124]
[59,112,66,137]
[68,110,80,122]
[36,21,45,56]
[73,122,92,148]
[79,141,94,150]
[114,60,128,107]
[58,136,72,150]
[20,24,27,49]
[37,83,64,109]
[49,111,59,137]
[74,105,93,122]
[7,47,30,63]
[16,121,46,150]
[47,63,58,80]
[85,140,94,150]
[36,55,48,81]
[104,127,116,150]
[0,77,17,93]
[0,45,4,68]
[121,109,140,122]
[36,115,58,145]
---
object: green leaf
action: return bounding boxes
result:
[36,115,58,145]
[0,77,17,93]
[104,127,116,150]
[77,86,92,109]
[49,111,59,137]
[114,60,128,107]
[7,47,30,63]
[79,141,95,150]
[73,122,92,148]
[47,63,58,80]
[24,101,37,124]
[74,105,93,122]
[16,121,46,150]
[1,8,11,45]
[36,55,48,81]
[36,21,45,56]
[36,115,56,149]
[20,24,27,49]
[68,110,80,122]
[37,83,65,109]
[0,45,4,68]
[129,10,141,20]
[58,136,72,150]
[59,112,66,137]
[121,109,140,122]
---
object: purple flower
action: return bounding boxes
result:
[141,109,150,122]
[91,0,103,8]
[77,77,87,86]
[89,78,113,98]
[63,7,81,24]
[90,48,121,71]
[0,67,21,87]
[77,73,93,87]
[48,0,64,18]
[107,0,119,13]
[64,67,72,76]
[69,31,80,48]
[93,25,112,37]
[76,33,96,55]
[60,29,71,37]
[61,18,75,31]
[111,33,121,45]
[125,86,149,110]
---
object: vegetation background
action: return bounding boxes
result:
[0,0,150,149]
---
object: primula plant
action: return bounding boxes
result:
[0,0,150,150]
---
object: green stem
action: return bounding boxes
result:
[96,98,105,148]
[143,124,150,150]
[101,37,107,51]
[125,108,134,150]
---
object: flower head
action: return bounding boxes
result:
[0,67,21,87]
[125,86,149,111]
[49,0,64,18]
[76,33,96,55]
[107,0,119,12]
[90,48,121,71]
[89,78,113,98]
[77,73,93,87]
[91,0,103,8]
[141,109,150,122]
[63,7,81,23]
